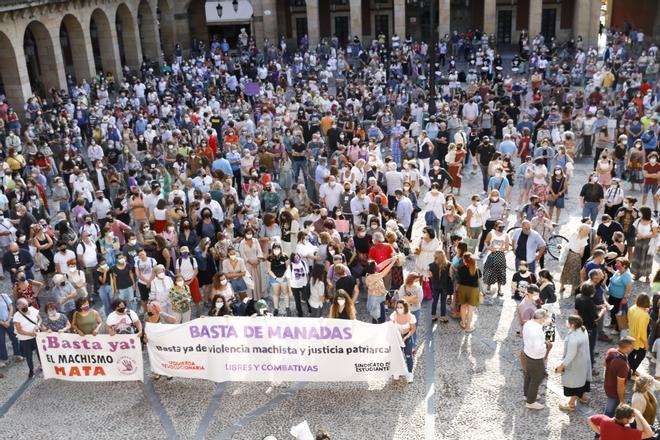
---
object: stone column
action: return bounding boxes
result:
[349,0,362,41]
[483,0,496,35]
[261,0,279,43]
[528,0,542,38]
[438,0,450,39]
[0,36,33,116]
[35,24,67,92]
[123,8,144,69]
[98,22,123,79]
[140,2,163,63]
[306,0,320,47]
[71,23,96,82]
[393,0,406,39]
[573,0,591,45]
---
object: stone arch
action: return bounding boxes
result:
[116,3,142,68]
[138,0,161,62]
[23,20,60,96]
[60,14,95,83]
[90,8,121,76]
[0,30,31,114]
[158,0,176,59]
[187,0,209,48]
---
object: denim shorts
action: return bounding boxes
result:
[269,275,289,286]
[643,183,658,194]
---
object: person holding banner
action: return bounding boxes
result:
[106,299,142,337]
[41,302,71,333]
[71,298,103,336]
[267,243,290,316]
[391,299,417,383]
[13,297,41,378]
[208,295,231,317]
[168,275,193,323]
[328,290,356,320]
[149,265,173,314]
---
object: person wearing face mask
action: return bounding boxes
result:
[641,152,660,214]
[207,294,231,317]
[71,297,102,336]
[110,254,137,311]
[579,173,605,224]
[168,275,193,323]
[482,221,511,297]
[174,245,201,312]
[328,289,356,321]
[95,257,113,316]
[390,299,417,383]
[13,297,41,378]
[603,179,625,218]
[267,244,290,316]
[41,302,71,333]
[630,374,659,427]
[615,197,640,258]
[106,299,142,336]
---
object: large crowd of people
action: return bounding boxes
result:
[0,23,658,438]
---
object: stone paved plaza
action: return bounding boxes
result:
[0,157,657,440]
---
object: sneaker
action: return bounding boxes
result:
[0,362,5,368]
[559,403,576,412]
[14,355,24,362]
[406,372,414,383]
[525,402,544,410]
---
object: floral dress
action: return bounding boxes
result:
[168,286,192,314]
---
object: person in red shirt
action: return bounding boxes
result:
[642,152,660,212]
[368,232,395,265]
[603,336,635,416]
[588,404,654,440]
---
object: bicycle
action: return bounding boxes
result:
[503,225,569,271]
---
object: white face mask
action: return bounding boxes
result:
[651,158,658,165]
[176,280,185,287]
[220,279,228,285]
[273,249,281,256]
[157,273,165,279]
[396,308,405,315]
[337,299,346,306]
[215,302,223,308]
[129,239,136,245]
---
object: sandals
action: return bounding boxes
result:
[579,397,589,404]
[559,404,576,412]
[439,316,449,323]
[459,321,467,329]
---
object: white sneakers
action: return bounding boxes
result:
[406,372,414,383]
[526,402,545,410]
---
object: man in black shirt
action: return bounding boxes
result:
[574,283,607,373]
[595,214,623,247]
[291,134,308,186]
[579,174,605,223]
[476,137,496,192]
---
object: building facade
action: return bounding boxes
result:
[0,0,658,112]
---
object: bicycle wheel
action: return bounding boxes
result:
[546,234,568,260]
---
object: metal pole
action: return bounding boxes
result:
[428,0,437,115]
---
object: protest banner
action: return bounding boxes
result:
[146,317,407,382]
[36,333,143,382]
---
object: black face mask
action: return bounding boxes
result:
[117,307,126,314]
[19,306,28,313]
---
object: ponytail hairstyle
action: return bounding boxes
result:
[567,314,585,332]
[463,252,477,276]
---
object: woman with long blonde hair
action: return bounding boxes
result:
[429,250,452,322]
[456,252,481,332]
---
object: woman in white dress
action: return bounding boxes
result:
[414,226,440,277]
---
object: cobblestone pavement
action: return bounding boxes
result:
[0,156,657,440]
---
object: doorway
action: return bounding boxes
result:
[541,8,556,41]
[497,10,512,44]
[374,14,389,41]
[334,15,349,46]
[207,24,248,49]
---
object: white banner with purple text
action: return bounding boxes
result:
[145,317,407,382]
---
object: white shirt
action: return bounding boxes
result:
[200,199,224,222]
[423,190,446,219]
[149,276,173,309]
[76,240,98,268]
[13,307,40,341]
[54,249,76,273]
[522,320,546,359]
[91,198,112,220]
[319,183,343,212]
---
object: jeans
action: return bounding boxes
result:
[628,348,646,373]
[411,309,421,347]
[117,287,137,311]
[582,201,600,224]
[587,327,597,367]
[291,159,307,186]
[609,295,623,331]
[480,165,490,192]
[403,337,414,373]
[372,302,387,324]
[615,159,626,179]
[0,322,20,361]
[604,397,620,417]
[291,286,307,317]
[98,284,113,317]
[523,354,546,404]
[431,287,447,317]
[20,338,39,373]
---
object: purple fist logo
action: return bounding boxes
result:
[117,356,137,375]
